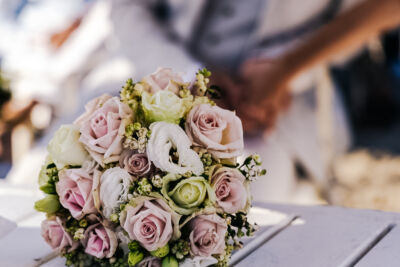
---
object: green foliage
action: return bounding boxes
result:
[239,154,267,181]
[170,240,190,260]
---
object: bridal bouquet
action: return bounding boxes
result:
[35,68,265,267]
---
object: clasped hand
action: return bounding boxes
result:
[211,58,292,135]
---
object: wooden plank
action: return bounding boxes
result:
[0,227,54,266]
[236,203,400,267]
[230,214,298,266]
[356,225,400,267]
[338,223,394,267]
[0,216,17,239]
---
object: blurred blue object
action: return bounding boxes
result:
[0,163,11,178]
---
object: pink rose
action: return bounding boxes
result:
[75,94,112,125]
[189,214,227,257]
[82,220,117,259]
[119,150,151,177]
[143,67,184,94]
[56,168,97,219]
[185,104,244,158]
[120,197,180,251]
[138,257,161,267]
[41,217,78,253]
[210,167,248,213]
[75,95,132,166]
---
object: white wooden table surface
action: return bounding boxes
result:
[1,184,400,267]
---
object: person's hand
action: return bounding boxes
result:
[208,70,243,110]
[50,18,82,49]
[238,58,293,134]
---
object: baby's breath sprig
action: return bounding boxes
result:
[102,162,118,171]
[136,178,152,196]
[65,248,127,267]
[150,174,163,189]
[120,78,147,124]
[170,239,190,260]
[39,163,59,194]
[120,79,142,108]
[123,122,150,153]
[216,243,234,267]
[194,68,211,96]
[238,154,266,181]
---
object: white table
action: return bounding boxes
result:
[1,186,400,267]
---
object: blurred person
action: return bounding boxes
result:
[108,0,400,203]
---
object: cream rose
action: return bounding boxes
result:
[47,125,88,169]
[142,67,184,94]
[185,104,244,158]
[147,122,203,175]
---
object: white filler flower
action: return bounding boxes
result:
[180,256,218,267]
[100,167,132,218]
[147,122,204,175]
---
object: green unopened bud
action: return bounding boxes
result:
[128,241,141,251]
[150,244,169,258]
[110,213,119,223]
[39,183,56,194]
[78,219,87,228]
[252,154,262,165]
[34,194,60,214]
[133,122,141,131]
[128,251,144,266]
[258,169,267,176]
[162,255,178,267]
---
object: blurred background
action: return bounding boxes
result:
[0,0,400,214]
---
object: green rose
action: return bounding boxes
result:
[161,174,216,215]
[47,124,88,169]
[141,91,186,124]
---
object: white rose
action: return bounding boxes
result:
[180,256,218,267]
[147,122,204,175]
[142,91,186,124]
[96,167,133,218]
[47,124,88,169]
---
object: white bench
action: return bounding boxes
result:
[1,187,400,267]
